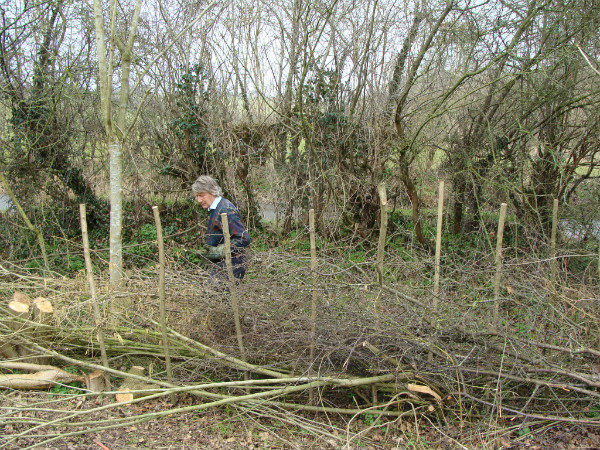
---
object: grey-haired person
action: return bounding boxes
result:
[192,175,251,281]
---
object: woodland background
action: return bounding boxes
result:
[1,0,600,449]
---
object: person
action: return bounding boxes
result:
[192,175,251,283]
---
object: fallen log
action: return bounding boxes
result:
[0,361,58,372]
[0,368,83,390]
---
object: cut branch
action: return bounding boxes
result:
[0,368,83,390]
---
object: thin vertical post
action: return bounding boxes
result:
[493,203,508,327]
[221,213,246,362]
[309,208,318,404]
[79,204,111,389]
[429,181,445,363]
[550,198,559,286]
[376,183,388,288]
[152,206,174,402]
[549,198,559,324]
[433,181,445,312]
[373,183,388,406]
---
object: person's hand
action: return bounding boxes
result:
[205,244,225,261]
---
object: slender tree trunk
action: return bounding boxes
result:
[93,0,142,288]
[398,161,428,248]
[108,141,124,285]
[278,0,301,163]
[389,2,453,248]
[386,2,422,119]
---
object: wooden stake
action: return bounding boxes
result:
[80,204,111,389]
[221,213,246,363]
[493,203,508,327]
[433,181,444,312]
[152,206,174,403]
[550,198,559,286]
[309,208,318,405]
[373,183,389,406]
[549,198,559,324]
[376,183,388,289]
[429,181,445,364]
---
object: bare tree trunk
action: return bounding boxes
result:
[92,0,142,289]
[390,2,453,249]
[398,161,428,248]
[386,2,422,119]
[108,141,124,286]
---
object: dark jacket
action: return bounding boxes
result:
[206,198,251,253]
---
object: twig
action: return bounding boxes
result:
[94,441,111,450]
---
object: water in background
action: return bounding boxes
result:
[559,219,600,240]
[0,194,13,212]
